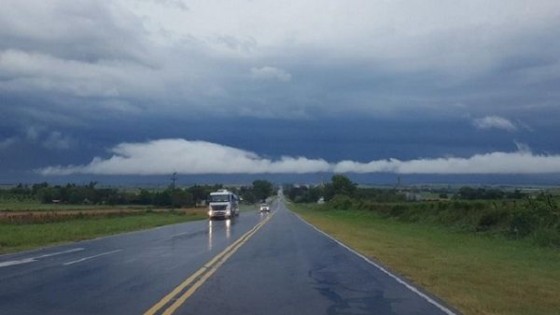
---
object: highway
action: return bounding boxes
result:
[0,199,457,315]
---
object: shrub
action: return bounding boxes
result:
[477,209,509,231]
[316,193,560,248]
[328,195,354,210]
[510,210,539,237]
[389,204,409,218]
[532,228,560,248]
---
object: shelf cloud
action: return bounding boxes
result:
[38,139,330,175]
[38,139,560,176]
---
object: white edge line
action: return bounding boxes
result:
[293,212,457,315]
[63,249,122,266]
[171,232,191,237]
[0,258,36,268]
[35,247,85,259]
[0,248,85,268]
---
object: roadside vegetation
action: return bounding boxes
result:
[286,175,560,314]
[285,176,560,248]
[0,210,205,254]
[0,179,275,254]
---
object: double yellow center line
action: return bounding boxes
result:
[145,213,275,315]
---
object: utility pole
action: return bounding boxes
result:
[395,176,402,191]
[170,172,178,190]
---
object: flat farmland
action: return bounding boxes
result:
[0,202,207,254]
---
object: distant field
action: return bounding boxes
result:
[0,209,206,254]
[291,204,560,315]
[0,200,149,212]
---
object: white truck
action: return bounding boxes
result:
[207,189,240,219]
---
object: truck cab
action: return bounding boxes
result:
[207,189,240,219]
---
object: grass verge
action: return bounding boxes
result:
[0,210,205,255]
[291,204,560,315]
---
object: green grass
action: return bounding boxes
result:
[291,204,560,315]
[0,211,205,254]
[325,196,560,248]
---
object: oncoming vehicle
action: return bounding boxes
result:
[207,189,240,219]
[259,203,270,213]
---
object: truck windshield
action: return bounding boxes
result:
[209,194,230,202]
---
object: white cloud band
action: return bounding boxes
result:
[38,138,560,176]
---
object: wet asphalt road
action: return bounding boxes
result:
[0,199,456,315]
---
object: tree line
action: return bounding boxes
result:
[284,175,528,204]
[284,174,406,203]
[1,180,276,208]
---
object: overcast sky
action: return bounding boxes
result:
[1,0,560,184]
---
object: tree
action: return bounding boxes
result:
[171,189,194,208]
[153,190,172,206]
[324,174,356,200]
[136,189,153,205]
[284,184,325,203]
[238,186,256,203]
[188,185,212,205]
[252,180,274,201]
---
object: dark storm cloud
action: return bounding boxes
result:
[1,0,560,180]
[0,1,151,64]
[2,0,558,122]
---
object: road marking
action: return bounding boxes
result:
[63,249,122,266]
[171,232,191,237]
[294,212,458,315]
[145,213,274,315]
[34,248,85,259]
[0,248,85,268]
[0,258,36,268]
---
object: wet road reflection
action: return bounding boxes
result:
[207,219,232,251]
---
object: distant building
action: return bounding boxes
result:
[405,192,423,201]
